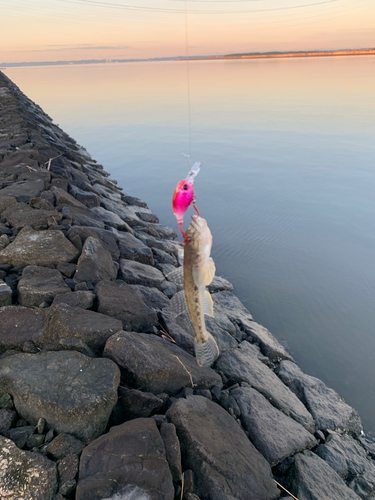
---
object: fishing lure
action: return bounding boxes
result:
[172,161,201,243]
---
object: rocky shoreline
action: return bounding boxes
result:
[1,69,375,500]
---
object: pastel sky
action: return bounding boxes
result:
[1,0,375,63]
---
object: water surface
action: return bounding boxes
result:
[6,57,375,433]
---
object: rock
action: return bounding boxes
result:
[39,303,123,354]
[159,308,195,355]
[61,205,105,229]
[57,337,95,357]
[26,433,45,449]
[2,202,62,230]
[74,237,118,284]
[0,233,10,250]
[104,331,222,395]
[119,259,165,289]
[212,290,253,323]
[316,432,375,499]
[0,178,44,202]
[245,321,294,362]
[57,453,79,485]
[66,226,120,259]
[152,247,177,265]
[231,387,316,465]
[111,387,164,425]
[90,206,130,229]
[117,231,154,265]
[130,284,170,310]
[37,417,46,434]
[285,451,362,500]
[278,360,363,436]
[0,435,58,499]
[0,195,17,214]
[0,351,120,442]
[216,347,315,433]
[160,422,182,483]
[0,408,17,437]
[56,262,76,278]
[0,227,80,267]
[76,418,174,500]
[17,265,71,307]
[51,185,86,209]
[167,396,279,500]
[207,275,234,293]
[0,305,45,354]
[0,279,12,306]
[101,197,141,226]
[46,434,85,460]
[68,184,100,207]
[9,426,35,449]
[92,182,122,200]
[52,290,95,309]
[359,436,375,461]
[95,280,158,331]
[59,479,76,497]
[0,393,14,409]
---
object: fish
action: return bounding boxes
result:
[172,162,201,241]
[167,215,219,367]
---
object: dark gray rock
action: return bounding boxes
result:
[61,205,105,229]
[51,185,86,209]
[92,182,122,201]
[95,280,158,331]
[66,226,120,259]
[57,453,79,486]
[117,233,154,265]
[9,425,35,448]
[152,247,177,265]
[0,178,44,202]
[244,321,294,363]
[0,227,80,267]
[76,418,174,500]
[130,284,170,310]
[0,351,120,442]
[26,433,45,449]
[278,360,363,436]
[119,259,165,289]
[2,202,62,230]
[207,275,234,293]
[111,387,164,425]
[285,451,362,500]
[17,265,71,307]
[68,184,100,207]
[74,237,118,284]
[0,393,14,409]
[160,422,182,483]
[0,408,17,437]
[0,306,45,354]
[167,396,279,500]
[0,435,58,499]
[159,308,195,355]
[39,303,123,354]
[0,279,12,306]
[316,432,375,499]
[56,337,95,357]
[101,197,142,226]
[216,346,315,433]
[52,290,95,309]
[90,206,130,229]
[56,262,76,278]
[231,386,316,465]
[104,331,222,395]
[0,195,17,214]
[46,433,85,460]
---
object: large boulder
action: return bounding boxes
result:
[95,280,158,331]
[0,227,80,267]
[61,206,105,229]
[278,360,362,436]
[167,396,279,500]
[74,237,118,284]
[39,303,123,354]
[0,178,44,202]
[119,259,165,288]
[231,386,316,465]
[0,435,58,500]
[17,265,71,307]
[0,305,45,354]
[104,331,222,395]
[2,202,62,230]
[0,351,120,442]
[216,344,315,432]
[76,418,174,500]
[66,226,120,259]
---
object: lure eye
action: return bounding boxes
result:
[183,184,188,190]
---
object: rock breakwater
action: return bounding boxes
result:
[1,69,375,500]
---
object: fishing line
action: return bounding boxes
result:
[183,0,192,166]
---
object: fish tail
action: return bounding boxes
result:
[194,332,219,367]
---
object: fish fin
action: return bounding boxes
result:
[166,267,184,286]
[204,257,216,286]
[204,290,214,317]
[170,290,188,316]
[194,332,219,367]
[177,248,184,266]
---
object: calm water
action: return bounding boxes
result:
[6,57,375,434]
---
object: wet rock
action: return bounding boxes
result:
[52,290,95,309]
[111,387,164,425]
[18,265,70,307]
[104,331,222,395]
[167,396,279,500]
[316,432,375,499]
[160,422,182,483]
[0,408,17,437]
[231,386,316,466]
[207,275,234,293]
[0,178,44,202]
[0,351,120,442]
[74,236,118,284]
[40,303,123,354]
[0,305,45,354]
[278,360,362,436]
[130,284,170,310]
[95,280,158,331]
[2,202,62,230]
[0,435,58,499]
[76,418,174,500]
[46,433,85,460]
[285,450,361,500]
[119,259,165,288]
[66,226,120,259]
[216,346,315,433]
[61,205,105,229]
[0,226,80,267]
[0,279,12,306]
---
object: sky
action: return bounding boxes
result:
[1,0,375,64]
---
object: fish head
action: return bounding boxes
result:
[186,216,213,258]
[172,179,194,222]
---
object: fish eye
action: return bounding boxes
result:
[183,184,188,190]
